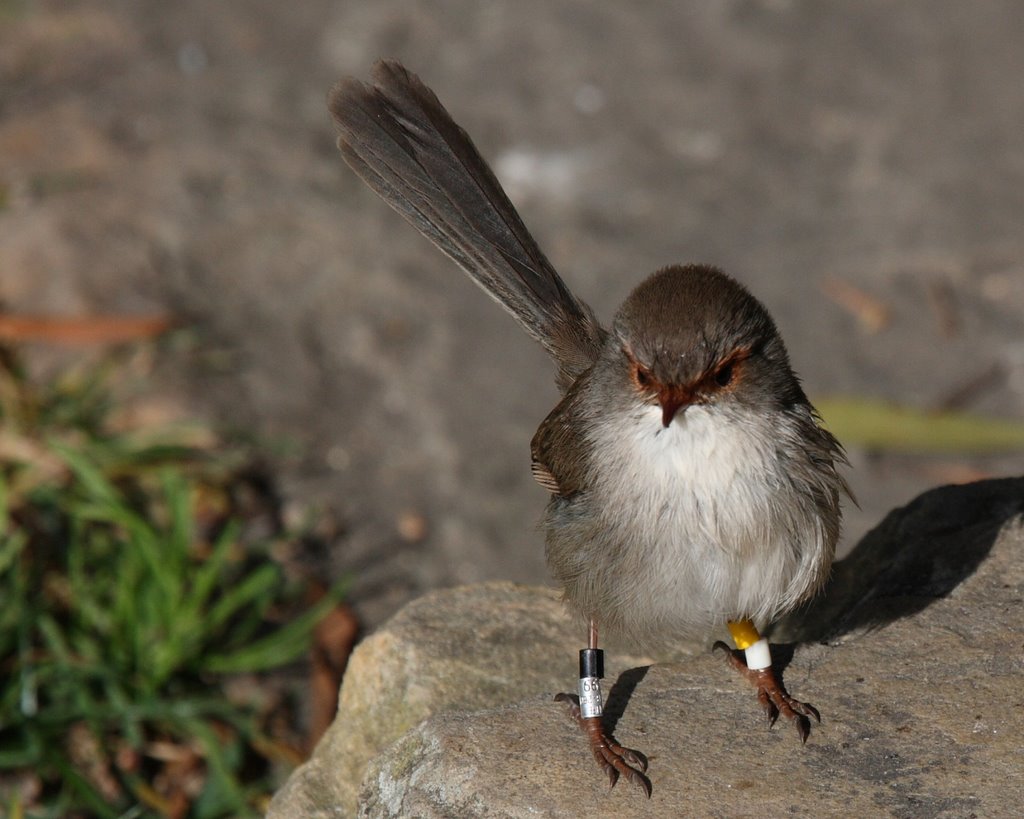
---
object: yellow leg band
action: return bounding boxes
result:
[727,619,761,650]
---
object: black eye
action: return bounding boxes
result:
[634,365,652,388]
[714,362,734,387]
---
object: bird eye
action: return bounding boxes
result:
[714,362,734,387]
[633,365,652,389]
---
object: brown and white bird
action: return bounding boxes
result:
[328,60,849,795]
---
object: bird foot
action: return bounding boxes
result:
[554,692,651,796]
[712,641,820,742]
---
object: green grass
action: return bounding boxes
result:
[0,345,347,817]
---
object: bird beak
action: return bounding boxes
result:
[658,385,694,427]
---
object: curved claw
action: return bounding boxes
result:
[581,716,651,796]
[554,691,580,717]
[621,746,649,773]
[556,694,651,797]
[756,687,778,725]
[711,640,733,656]
[714,644,821,742]
[793,700,821,723]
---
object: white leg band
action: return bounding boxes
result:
[744,637,772,671]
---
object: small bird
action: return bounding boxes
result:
[329,61,849,796]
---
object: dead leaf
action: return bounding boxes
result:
[308,598,359,749]
[820,278,890,333]
[0,314,173,345]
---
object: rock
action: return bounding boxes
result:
[271,480,1024,817]
[267,582,653,817]
[772,476,1024,646]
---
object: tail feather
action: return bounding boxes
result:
[329,60,604,387]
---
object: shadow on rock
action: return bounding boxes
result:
[603,665,650,736]
[770,476,1024,645]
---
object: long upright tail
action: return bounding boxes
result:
[328,60,604,388]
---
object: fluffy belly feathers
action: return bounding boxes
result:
[545,404,832,648]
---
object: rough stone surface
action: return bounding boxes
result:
[267,582,654,817]
[272,478,1024,818]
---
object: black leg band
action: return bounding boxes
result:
[578,648,605,718]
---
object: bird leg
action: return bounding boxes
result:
[554,620,650,796]
[713,619,820,742]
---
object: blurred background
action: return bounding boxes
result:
[2,0,1023,811]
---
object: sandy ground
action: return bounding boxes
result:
[2,0,1023,631]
